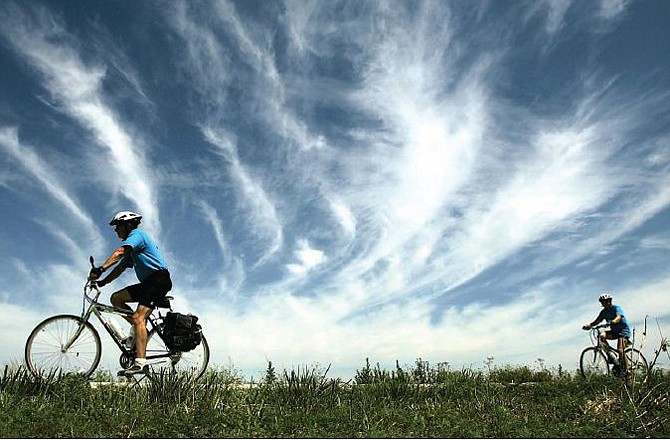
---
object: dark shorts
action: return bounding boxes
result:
[127,269,172,308]
[605,331,631,343]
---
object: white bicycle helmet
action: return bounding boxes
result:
[599,292,613,301]
[109,211,142,226]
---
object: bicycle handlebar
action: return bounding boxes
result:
[582,323,612,348]
[582,323,611,333]
[86,255,102,292]
[84,255,102,300]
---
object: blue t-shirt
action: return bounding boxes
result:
[596,304,632,338]
[120,229,168,282]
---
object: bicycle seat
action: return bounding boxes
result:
[154,296,173,309]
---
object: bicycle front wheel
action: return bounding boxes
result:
[580,347,610,379]
[624,347,648,380]
[25,314,101,378]
[146,325,210,380]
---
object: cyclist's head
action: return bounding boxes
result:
[598,292,613,304]
[109,211,142,229]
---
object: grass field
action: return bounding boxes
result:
[1,357,669,438]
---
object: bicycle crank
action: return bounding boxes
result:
[119,352,135,369]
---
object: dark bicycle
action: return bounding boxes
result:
[579,323,647,379]
[24,257,209,380]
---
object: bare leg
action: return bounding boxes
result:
[111,289,135,326]
[617,337,629,372]
[133,304,154,359]
[598,332,609,348]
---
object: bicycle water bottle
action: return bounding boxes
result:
[607,349,619,365]
[107,318,127,341]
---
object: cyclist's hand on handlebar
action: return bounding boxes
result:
[88,266,103,280]
[582,324,591,330]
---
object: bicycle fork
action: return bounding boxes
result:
[61,322,87,352]
[61,302,98,352]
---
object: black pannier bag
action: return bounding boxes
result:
[163,312,202,352]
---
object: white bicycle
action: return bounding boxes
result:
[579,323,647,380]
[24,257,210,380]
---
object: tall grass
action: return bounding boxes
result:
[1,357,668,438]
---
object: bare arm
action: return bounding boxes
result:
[89,246,129,285]
[100,246,127,272]
[585,313,620,329]
[610,315,622,324]
[97,263,126,287]
[584,314,604,329]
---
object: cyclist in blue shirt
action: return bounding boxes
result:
[582,293,632,375]
[88,211,172,375]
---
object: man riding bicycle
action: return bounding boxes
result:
[88,211,172,375]
[582,293,632,375]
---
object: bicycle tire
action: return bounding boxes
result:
[624,347,648,380]
[580,347,609,379]
[145,324,210,380]
[25,314,102,378]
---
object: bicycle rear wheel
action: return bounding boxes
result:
[25,314,101,378]
[580,347,609,379]
[145,325,209,380]
[624,347,648,380]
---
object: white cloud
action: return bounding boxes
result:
[283,0,319,55]
[194,272,670,378]
[198,200,233,260]
[638,234,670,251]
[543,0,573,35]
[455,126,613,274]
[1,0,669,380]
[0,3,160,234]
[0,302,46,367]
[598,0,630,21]
[0,127,97,232]
[203,127,284,267]
[286,239,326,276]
[169,1,326,153]
[528,0,630,41]
[327,198,357,238]
[196,199,245,292]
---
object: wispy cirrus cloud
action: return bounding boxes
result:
[196,199,245,291]
[0,127,98,236]
[528,0,632,35]
[0,2,160,234]
[202,127,284,269]
[269,0,670,316]
[273,1,491,308]
[1,0,667,379]
[145,1,670,376]
[597,0,631,21]
[167,2,287,268]
[285,239,327,276]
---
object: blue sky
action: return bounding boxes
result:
[1,0,669,378]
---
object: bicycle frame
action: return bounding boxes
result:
[580,321,649,381]
[25,256,209,380]
[67,281,172,363]
[588,324,615,351]
[588,323,633,354]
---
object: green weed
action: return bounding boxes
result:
[1,359,668,437]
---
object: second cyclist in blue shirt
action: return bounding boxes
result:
[583,293,632,376]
